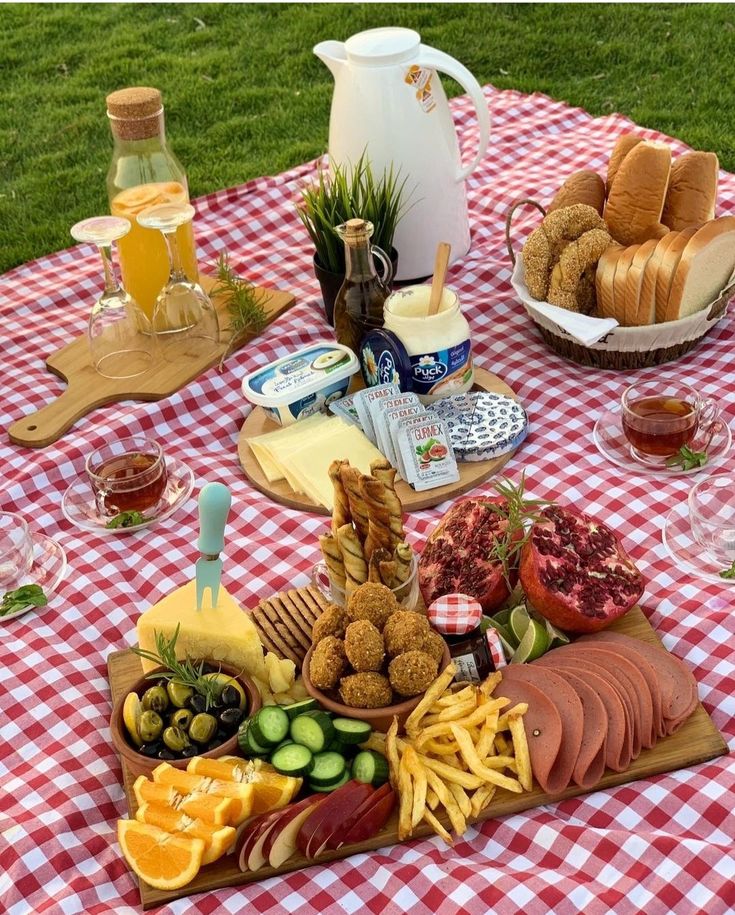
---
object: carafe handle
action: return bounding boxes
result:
[372,244,394,289]
[416,45,491,183]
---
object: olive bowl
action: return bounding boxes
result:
[110,662,261,778]
[301,643,451,735]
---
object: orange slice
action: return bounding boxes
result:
[135,803,236,865]
[152,763,255,824]
[187,757,301,814]
[133,775,234,825]
[118,820,204,890]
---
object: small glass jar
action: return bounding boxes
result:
[427,592,494,682]
[442,627,494,682]
[383,284,474,403]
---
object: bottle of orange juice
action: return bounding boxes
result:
[106,87,199,320]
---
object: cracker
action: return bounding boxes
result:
[279,592,314,643]
[270,594,311,652]
[256,601,301,664]
[287,588,319,626]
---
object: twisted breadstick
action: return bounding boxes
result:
[328,459,351,536]
[393,541,413,588]
[368,547,392,584]
[319,532,346,592]
[361,474,393,560]
[340,464,370,545]
[370,458,406,546]
[336,522,368,597]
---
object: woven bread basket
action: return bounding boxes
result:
[506,199,734,370]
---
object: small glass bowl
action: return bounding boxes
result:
[0,512,34,588]
[688,474,735,566]
[311,553,419,610]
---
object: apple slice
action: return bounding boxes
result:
[237,811,283,872]
[296,780,375,860]
[264,794,324,868]
[339,787,396,847]
[323,782,392,851]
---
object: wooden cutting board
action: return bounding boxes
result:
[107,606,726,909]
[8,276,295,449]
[237,367,524,515]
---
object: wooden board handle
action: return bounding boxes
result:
[8,382,124,448]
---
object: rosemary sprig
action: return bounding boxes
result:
[719,559,735,580]
[665,444,708,471]
[105,510,148,529]
[211,254,268,370]
[131,624,220,709]
[482,473,553,586]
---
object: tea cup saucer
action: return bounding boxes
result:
[0,533,68,622]
[61,455,194,535]
[663,503,735,585]
[592,407,732,475]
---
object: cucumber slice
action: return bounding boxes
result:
[282,698,319,719]
[249,706,290,747]
[332,718,372,745]
[290,711,335,753]
[352,750,389,787]
[326,738,353,758]
[238,720,271,756]
[308,751,347,787]
[271,743,314,776]
[309,770,351,793]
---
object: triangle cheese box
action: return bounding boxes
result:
[136,580,267,683]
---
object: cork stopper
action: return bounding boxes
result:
[106,87,164,140]
[338,218,374,245]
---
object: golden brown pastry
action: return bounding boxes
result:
[606,134,643,194]
[328,459,351,536]
[548,170,606,216]
[661,151,718,231]
[339,464,370,545]
[319,532,346,592]
[547,227,613,313]
[336,522,368,597]
[604,141,671,245]
[369,459,406,547]
[361,474,393,560]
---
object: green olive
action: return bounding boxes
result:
[162,726,191,753]
[189,712,217,744]
[170,708,193,731]
[139,710,164,743]
[141,685,169,714]
[167,680,194,708]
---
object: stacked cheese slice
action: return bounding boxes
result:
[247,414,385,509]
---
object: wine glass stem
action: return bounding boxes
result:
[163,229,187,282]
[99,244,120,295]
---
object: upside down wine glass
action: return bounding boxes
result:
[136,202,219,361]
[70,216,155,379]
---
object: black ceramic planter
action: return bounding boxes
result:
[314,248,399,327]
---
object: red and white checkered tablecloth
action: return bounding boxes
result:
[2,86,735,915]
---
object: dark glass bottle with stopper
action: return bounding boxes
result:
[333,218,393,355]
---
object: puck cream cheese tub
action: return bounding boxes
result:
[241,342,359,426]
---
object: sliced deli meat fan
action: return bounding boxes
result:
[664,216,735,321]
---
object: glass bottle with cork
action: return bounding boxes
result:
[333,218,393,355]
[106,86,199,321]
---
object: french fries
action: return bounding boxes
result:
[376,667,532,845]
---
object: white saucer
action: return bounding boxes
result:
[61,455,194,535]
[593,407,732,476]
[0,534,68,622]
[662,503,735,585]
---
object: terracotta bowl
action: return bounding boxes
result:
[301,644,452,734]
[110,663,261,778]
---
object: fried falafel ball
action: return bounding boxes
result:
[383,610,430,658]
[339,671,393,709]
[388,650,439,697]
[420,629,447,665]
[308,635,347,690]
[344,619,385,672]
[346,581,399,631]
[311,603,349,645]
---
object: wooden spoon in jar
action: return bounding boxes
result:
[427,242,451,316]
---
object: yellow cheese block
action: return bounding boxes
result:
[136,580,266,682]
[247,413,332,483]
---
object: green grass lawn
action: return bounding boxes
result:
[1,2,734,274]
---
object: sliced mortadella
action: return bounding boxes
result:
[499,665,584,794]
[546,668,607,789]
[491,675,562,795]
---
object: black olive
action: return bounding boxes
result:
[157,748,176,760]
[219,707,244,728]
[188,694,207,714]
[139,742,161,758]
[214,727,230,742]
[180,745,198,758]
[220,685,240,708]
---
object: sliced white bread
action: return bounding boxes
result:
[623,238,659,326]
[661,151,719,231]
[606,135,643,195]
[605,141,672,246]
[665,216,735,321]
[654,226,700,323]
[612,244,641,326]
[595,244,624,318]
[638,232,679,325]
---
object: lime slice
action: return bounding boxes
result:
[498,632,516,662]
[509,605,531,644]
[491,607,513,627]
[545,620,570,649]
[123,691,143,747]
[511,619,550,664]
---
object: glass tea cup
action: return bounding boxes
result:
[311,553,420,611]
[0,513,34,588]
[688,475,735,566]
[85,436,168,518]
[621,380,720,464]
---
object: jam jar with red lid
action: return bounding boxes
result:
[427,593,494,682]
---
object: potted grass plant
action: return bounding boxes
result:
[297,153,409,324]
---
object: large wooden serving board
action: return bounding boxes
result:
[9,276,296,449]
[108,606,726,909]
[237,367,523,515]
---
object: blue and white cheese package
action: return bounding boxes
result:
[429,392,529,462]
[352,383,400,445]
[395,414,460,491]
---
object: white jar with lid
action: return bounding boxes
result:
[383,285,474,403]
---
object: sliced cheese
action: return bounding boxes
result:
[247,413,332,482]
[136,580,266,683]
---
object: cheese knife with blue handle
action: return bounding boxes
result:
[195,482,231,610]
